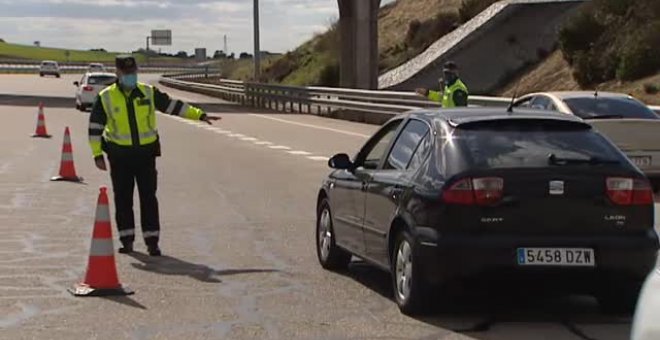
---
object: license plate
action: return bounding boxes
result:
[517,248,595,266]
[630,156,652,168]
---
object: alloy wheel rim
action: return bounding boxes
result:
[318,208,332,261]
[395,240,413,301]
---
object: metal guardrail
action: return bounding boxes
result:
[160,73,660,118]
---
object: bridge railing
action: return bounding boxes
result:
[160,73,660,120]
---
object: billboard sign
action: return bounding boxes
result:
[151,30,172,46]
[195,48,207,62]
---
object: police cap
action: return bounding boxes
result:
[443,61,458,71]
[115,55,138,72]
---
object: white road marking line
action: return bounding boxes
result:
[268,145,292,150]
[228,133,246,138]
[254,141,273,145]
[240,137,258,141]
[249,114,370,138]
[288,151,312,155]
[307,156,329,161]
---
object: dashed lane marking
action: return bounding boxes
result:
[248,114,370,138]
[240,137,258,142]
[253,141,273,145]
[287,151,312,156]
[307,156,329,161]
[268,145,292,150]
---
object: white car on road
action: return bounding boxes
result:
[87,63,106,73]
[39,60,60,78]
[514,91,660,192]
[74,72,117,111]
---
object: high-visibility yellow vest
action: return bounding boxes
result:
[428,79,469,108]
[98,82,158,148]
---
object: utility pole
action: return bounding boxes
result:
[224,35,228,55]
[253,0,261,80]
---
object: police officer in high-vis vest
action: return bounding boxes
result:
[416,61,468,107]
[88,55,220,256]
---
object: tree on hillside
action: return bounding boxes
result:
[239,52,253,59]
[175,51,188,58]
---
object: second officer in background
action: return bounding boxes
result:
[88,55,220,256]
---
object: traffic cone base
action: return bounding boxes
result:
[68,283,133,297]
[51,175,84,182]
[31,133,52,138]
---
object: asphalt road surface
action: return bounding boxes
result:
[1,74,658,340]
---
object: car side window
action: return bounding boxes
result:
[384,119,430,170]
[357,120,402,170]
[407,130,431,171]
[531,95,553,110]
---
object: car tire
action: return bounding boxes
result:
[56,74,60,78]
[596,281,642,315]
[39,73,43,77]
[391,229,432,315]
[316,198,351,271]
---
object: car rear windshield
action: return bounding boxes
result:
[453,120,626,169]
[564,97,657,119]
[88,75,116,85]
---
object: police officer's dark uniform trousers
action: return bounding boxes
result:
[88,56,207,255]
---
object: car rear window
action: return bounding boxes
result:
[564,97,657,119]
[453,120,626,169]
[88,75,116,85]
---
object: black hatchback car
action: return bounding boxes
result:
[315,108,658,315]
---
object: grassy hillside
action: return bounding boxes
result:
[499,50,660,105]
[500,0,660,105]
[221,0,468,86]
[0,41,178,63]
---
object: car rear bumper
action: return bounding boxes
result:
[416,227,659,287]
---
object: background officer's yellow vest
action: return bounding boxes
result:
[427,79,469,108]
[99,83,158,146]
[441,79,468,108]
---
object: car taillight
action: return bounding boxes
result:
[606,177,654,205]
[83,85,94,91]
[442,177,503,205]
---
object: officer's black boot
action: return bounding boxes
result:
[118,242,133,254]
[147,244,161,257]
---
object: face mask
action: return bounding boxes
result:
[443,71,457,85]
[119,74,138,90]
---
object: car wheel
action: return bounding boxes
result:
[596,281,642,315]
[316,198,351,271]
[39,73,43,77]
[56,74,60,78]
[392,230,432,315]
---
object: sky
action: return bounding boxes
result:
[0,0,395,55]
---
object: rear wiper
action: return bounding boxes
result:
[548,153,620,165]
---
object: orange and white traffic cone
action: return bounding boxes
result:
[51,127,83,183]
[31,102,52,138]
[69,187,133,297]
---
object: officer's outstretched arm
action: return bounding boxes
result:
[88,95,106,159]
[153,87,206,121]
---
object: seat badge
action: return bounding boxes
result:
[549,180,564,195]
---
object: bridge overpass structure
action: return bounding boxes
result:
[337,0,584,93]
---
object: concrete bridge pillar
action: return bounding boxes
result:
[338,0,381,89]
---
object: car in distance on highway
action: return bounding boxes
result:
[39,60,60,78]
[514,91,660,192]
[316,108,659,315]
[87,63,106,73]
[73,72,117,111]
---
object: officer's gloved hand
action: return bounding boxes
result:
[415,88,429,97]
[94,156,107,171]
[200,113,222,125]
